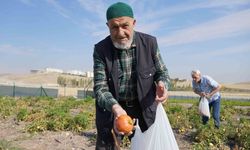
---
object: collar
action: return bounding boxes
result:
[130,31,136,48]
[198,76,204,84]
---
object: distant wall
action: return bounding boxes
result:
[1,84,249,101]
[0,84,58,97]
[77,90,94,99]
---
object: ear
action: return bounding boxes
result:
[133,19,136,26]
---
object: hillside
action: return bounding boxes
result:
[0,73,93,97]
[0,72,88,87]
[223,82,250,90]
[0,73,59,85]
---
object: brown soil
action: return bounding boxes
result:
[0,117,191,150]
[0,117,96,150]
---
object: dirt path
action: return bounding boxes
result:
[0,117,191,150]
[0,117,95,150]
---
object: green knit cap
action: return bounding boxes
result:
[106,2,134,21]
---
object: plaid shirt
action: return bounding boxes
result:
[93,39,170,111]
[117,45,137,102]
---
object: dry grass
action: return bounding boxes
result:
[223,82,250,90]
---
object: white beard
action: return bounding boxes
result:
[113,38,133,50]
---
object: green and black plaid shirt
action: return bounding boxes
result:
[94,40,170,111]
[117,44,137,102]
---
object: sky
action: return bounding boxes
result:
[0,0,250,83]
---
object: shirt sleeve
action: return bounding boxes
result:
[153,47,171,90]
[205,76,219,88]
[93,48,118,111]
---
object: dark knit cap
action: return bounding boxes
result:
[106,2,134,21]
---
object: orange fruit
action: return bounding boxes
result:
[115,115,133,134]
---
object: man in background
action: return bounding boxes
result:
[191,70,221,128]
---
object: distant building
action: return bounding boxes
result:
[30,68,93,78]
[66,70,86,76]
[44,68,63,73]
[86,71,94,78]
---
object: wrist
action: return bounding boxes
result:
[112,104,121,112]
[112,104,125,118]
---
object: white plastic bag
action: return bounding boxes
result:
[131,103,179,150]
[198,97,210,118]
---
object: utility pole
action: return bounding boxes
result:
[64,84,66,97]
[13,82,15,97]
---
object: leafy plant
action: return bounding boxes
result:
[0,96,249,149]
[16,108,28,121]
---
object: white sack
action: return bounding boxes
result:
[198,97,210,118]
[131,103,179,150]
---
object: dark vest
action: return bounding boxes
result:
[94,31,158,131]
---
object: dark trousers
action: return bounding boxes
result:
[202,96,221,128]
[95,100,147,150]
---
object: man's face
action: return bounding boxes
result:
[192,73,201,83]
[107,16,135,49]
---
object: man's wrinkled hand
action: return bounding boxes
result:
[155,81,168,103]
[112,104,127,135]
[200,92,206,97]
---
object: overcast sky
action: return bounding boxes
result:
[0,0,250,83]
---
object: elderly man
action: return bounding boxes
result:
[93,2,170,149]
[191,70,222,129]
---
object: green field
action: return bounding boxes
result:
[0,96,249,149]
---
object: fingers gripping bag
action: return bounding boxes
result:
[198,97,210,118]
[131,103,179,150]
